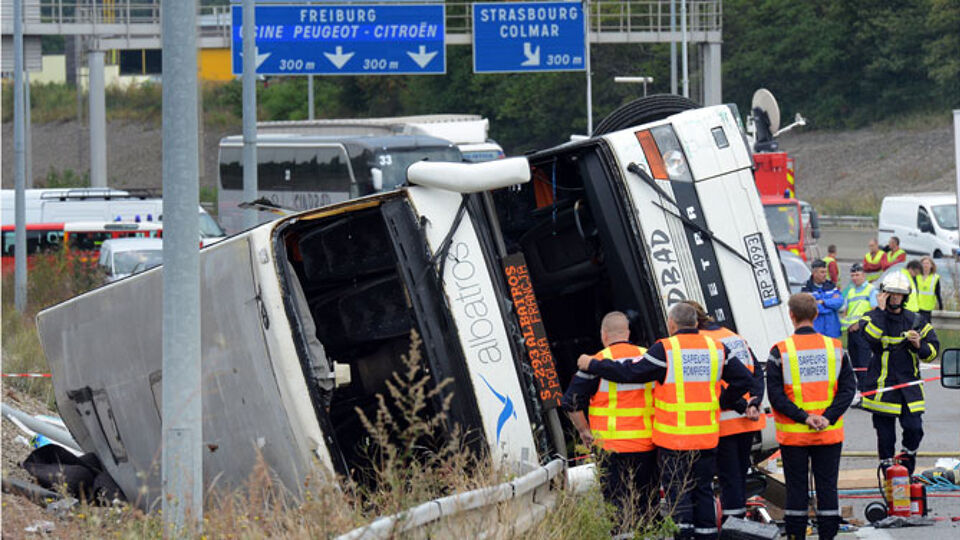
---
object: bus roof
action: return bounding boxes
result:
[219,133,459,151]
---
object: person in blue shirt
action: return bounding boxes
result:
[801,259,843,338]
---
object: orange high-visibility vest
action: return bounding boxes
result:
[701,326,767,437]
[652,333,724,450]
[772,333,845,446]
[588,343,654,452]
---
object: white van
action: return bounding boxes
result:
[877,193,958,258]
[98,237,164,282]
[37,104,791,508]
[0,188,226,242]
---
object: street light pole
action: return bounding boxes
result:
[614,76,655,97]
[161,0,202,532]
[13,0,27,312]
[242,0,259,230]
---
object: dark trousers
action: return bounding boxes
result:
[660,447,717,540]
[918,310,932,326]
[846,327,872,391]
[717,431,754,520]
[600,450,659,524]
[873,409,924,475]
[781,443,842,540]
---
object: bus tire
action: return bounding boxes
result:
[594,94,700,136]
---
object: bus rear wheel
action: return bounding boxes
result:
[594,94,700,136]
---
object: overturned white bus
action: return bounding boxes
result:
[37,101,791,508]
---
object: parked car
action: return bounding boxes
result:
[778,249,811,293]
[98,238,163,282]
[877,193,958,258]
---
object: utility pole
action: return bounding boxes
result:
[13,0,27,312]
[161,0,202,532]
[670,0,677,95]
[242,0,259,229]
[88,50,107,187]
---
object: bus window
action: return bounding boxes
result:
[69,231,113,251]
[220,147,242,190]
[1,229,63,256]
[375,147,463,191]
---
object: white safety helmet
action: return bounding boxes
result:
[880,271,913,296]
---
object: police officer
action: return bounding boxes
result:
[767,293,856,540]
[861,272,939,475]
[801,259,843,338]
[684,301,765,523]
[561,311,658,527]
[578,303,754,540]
[841,264,878,392]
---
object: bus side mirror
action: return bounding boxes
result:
[942,349,960,389]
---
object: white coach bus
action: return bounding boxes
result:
[38,100,790,508]
[217,134,462,234]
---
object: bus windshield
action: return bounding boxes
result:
[763,203,801,245]
[376,147,464,191]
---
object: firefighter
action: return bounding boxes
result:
[861,272,939,476]
[862,239,885,282]
[883,236,907,269]
[841,264,878,393]
[823,244,840,286]
[684,301,765,522]
[900,260,922,313]
[561,311,658,525]
[767,293,857,540]
[577,303,754,540]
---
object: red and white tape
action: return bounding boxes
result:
[2,373,51,378]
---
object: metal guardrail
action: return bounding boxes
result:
[931,310,960,331]
[336,459,565,540]
[818,214,877,229]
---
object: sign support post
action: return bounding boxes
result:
[584,0,592,136]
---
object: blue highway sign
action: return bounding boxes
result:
[231,4,445,75]
[472,1,585,73]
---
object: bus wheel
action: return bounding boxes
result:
[593,94,700,136]
[934,249,943,259]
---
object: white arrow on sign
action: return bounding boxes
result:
[239,47,272,70]
[407,45,438,69]
[324,46,354,69]
[521,42,541,66]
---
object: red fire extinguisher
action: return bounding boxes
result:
[884,460,911,517]
[910,482,927,516]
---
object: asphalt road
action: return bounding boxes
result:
[837,364,960,539]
